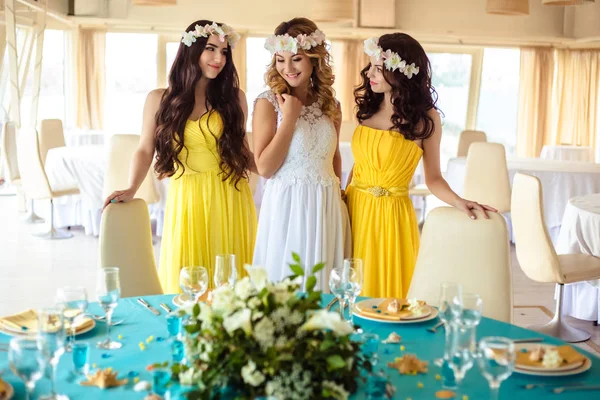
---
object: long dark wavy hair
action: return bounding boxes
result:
[355,33,440,141]
[154,20,249,187]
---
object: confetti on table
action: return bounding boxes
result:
[435,390,456,399]
[435,374,442,381]
[156,337,166,342]
[400,345,405,351]
[417,382,424,389]
[139,342,146,351]
[101,353,110,359]
[117,335,123,340]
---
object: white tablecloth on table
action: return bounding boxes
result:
[557,193,600,322]
[443,157,600,244]
[541,145,594,163]
[44,145,168,236]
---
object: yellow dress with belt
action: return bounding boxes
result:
[158,112,257,293]
[346,125,423,299]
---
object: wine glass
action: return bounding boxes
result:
[342,258,363,327]
[478,337,516,400]
[55,286,88,352]
[214,254,237,288]
[329,267,348,321]
[453,293,483,328]
[179,266,209,304]
[96,267,122,350]
[8,337,43,400]
[37,307,68,400]
[436,282,463,380]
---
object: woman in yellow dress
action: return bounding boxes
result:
[346,33,496,298]
[103,20,256,293]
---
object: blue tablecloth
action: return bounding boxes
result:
[1,294,599,399]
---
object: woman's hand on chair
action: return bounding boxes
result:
[103,188,135,211]
[453,197,497,220]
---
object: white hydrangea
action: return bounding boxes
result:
[179,367,203,386]
[322,380,350,400]
[253,317,276,350]
[241,360,266,387]
[234,277,255,300]
[211,285,235,316]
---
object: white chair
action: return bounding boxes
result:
[37,119,66,165]
[16,128,79,239]
[103,134,159,204]
[463,142,511,214]
[457,130,487,158]
[100,199,163,297]
[511,173,600,342]
[407,207,513,323]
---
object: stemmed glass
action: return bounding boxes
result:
[329,267,349,321]
[343,258,363,327]
[478,337,516,400]
[179,266,209,304]
[55,287,88,351]
[96,267,122,350]
[435,282,463,387]
[37,307,68,400]
[8,337,43,400]
[214,254,237,288]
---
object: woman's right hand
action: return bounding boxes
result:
[102,188,136,211]
[276,93,303,122]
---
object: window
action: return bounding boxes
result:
[245,37,272,131]
[476,48,520,156]
[165,41,179,82]
[38,30,67,122]
[429,52,473,168]
[105,33,158,133]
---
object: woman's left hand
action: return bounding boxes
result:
[454,198,498,220]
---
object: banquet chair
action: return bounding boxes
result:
[103,134,160,205]
[16,127,79,239]
[463,142,511,214]
[456,130,486,158]
[38,119,66,165]
[511,173,600,342]
[100,199,163,297]
[407,207,513,323]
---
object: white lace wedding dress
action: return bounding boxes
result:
[252,90,351,290]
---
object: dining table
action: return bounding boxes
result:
[0,294,598,399]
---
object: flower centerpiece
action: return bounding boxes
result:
[172,254,365,399]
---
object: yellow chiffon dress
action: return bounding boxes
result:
[158,112,257,293]
[346,125,423,299]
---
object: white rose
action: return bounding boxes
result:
[300,309,353,336]
[234,277,255,300]
[241,360,266,387]
[211,285,235,316]
[363,37,381,59]
[223,308,252,335]
[244,264,269,291]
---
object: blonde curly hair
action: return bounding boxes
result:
[265,17,340,122]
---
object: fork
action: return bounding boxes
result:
[522,382,584,390]
[552,385,600,394]
[325,298,339,311]
[427,321,444,333]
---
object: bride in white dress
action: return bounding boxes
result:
[252,18,350,289]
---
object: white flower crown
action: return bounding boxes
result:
[364,37,420,79]
[181,22,241,49]
[264,29,327,55]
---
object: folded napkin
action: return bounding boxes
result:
[516,345,586,368]
[355,298,429,321]
[0,309,93,334]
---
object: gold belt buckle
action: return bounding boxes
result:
[367,186,390,197]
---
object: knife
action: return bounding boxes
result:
[160,303,172,313]
[137,298,160,316]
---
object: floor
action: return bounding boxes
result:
[0,194,598,355]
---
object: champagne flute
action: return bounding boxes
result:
[96,267,122,350]
[8,337,43,400]
[329,267,348,321]
[214,254,237,288]
[478,337,516,400]
[436,282,463,389]
[37,307,68,400]
[343,258,363,327]
[55,287,88,352]
[179,266,209,304]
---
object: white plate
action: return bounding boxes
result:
[172,294,191,308]
[0,317,95,338]
[352,298,439,324]
[0,380,14,400]
[514,343,592,376]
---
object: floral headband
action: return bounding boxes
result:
[364,37,420,79]
[264,29,327,55]
[181,22,241,49]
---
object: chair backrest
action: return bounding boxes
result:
[100,199,163,297]
[38,119,66,165]
[407,207,513,323]
[457,130,487,158]
[1,122,20,182]
[511,173,563,283]
[103,134,160,204]
[16,127,53,200]
[463,142,511,213]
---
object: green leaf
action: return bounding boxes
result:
[306,276,317,292]
[311,262,325,274]
[192,303,200,317]
[292,252,301,263]
[326,354,347,371]
[320,339,335,351]
[289,263,304,277]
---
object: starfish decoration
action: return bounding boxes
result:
[387,354,429,375]
[80,368,128,389]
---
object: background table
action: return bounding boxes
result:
[557,193,600,322]
[1,294,598,399]
[541,146,594,163]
